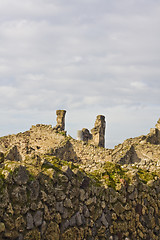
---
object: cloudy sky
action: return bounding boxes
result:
[0,0,160,148]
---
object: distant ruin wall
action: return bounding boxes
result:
[77,115,106,148]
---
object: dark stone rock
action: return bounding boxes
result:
[100,213,109,227]
[83,205,90,218]
[13,166,29,185]
[33,210,43,227]
[11,186,27,203]
[81,176,90,189]
[69,214,76,227]
[6,146,22,162]
[41,221,47,235]
[56,202,64,214]
[17,234,23,240]
[61,166,73,180]
[26,213,34,230]
[29,180,40,200]
[60,220,69,232]
[76,212,83,226]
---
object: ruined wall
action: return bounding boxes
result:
[78,115,106,148]
[1,111,160,239]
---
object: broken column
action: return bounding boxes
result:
[55,110,66,131]
[91,115,106,147]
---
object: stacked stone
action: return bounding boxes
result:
[0,163,160,239]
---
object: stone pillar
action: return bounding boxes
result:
[91,115,106,147]
[55,110,66,131]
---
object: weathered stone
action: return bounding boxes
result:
[17,234,23,240]
[62,208,69,219]
[55,188,66,201]
[55,110,66,131]
[61,166,73,180]
[76,212,83,226]
[61,220,70,232]
[100,213,109,227]
[41,221,47,235]
[113,202,125,216]
[80,189,86,202]
[26,213,34,230]
[6,145,22,161]
[11,186,27,203]
[81,176,90,189]
[83,205,90,218]
[34,210,43,227]
[64,198,73,208]
[91,115,106,147]
[69,214,76,227]
[29,180,40,200]
[56,202,64,214]
[13,166,29,185]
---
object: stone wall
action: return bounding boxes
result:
[0,160,160,240]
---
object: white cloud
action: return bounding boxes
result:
[0,0,160,147]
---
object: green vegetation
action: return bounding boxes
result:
[137,168,157,183]
[88,162,130,189]
[42,155,79,173]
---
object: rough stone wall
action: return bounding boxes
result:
[0,163,160,240]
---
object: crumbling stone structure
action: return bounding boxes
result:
[91,115,106,147]
[53,110,106,148]
[77,115,106,148]
[1,112,160,239]
[54,110,66,131]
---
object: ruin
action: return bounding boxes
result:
[54,110,66,131]
[53,110,106,148]
[1,111,160,239]
[77,115,106,148]
[91,115,106,147]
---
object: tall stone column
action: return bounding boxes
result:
[91,115,106,147]
[55,110,66,131]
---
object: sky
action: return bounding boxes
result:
[0,0,160,148]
